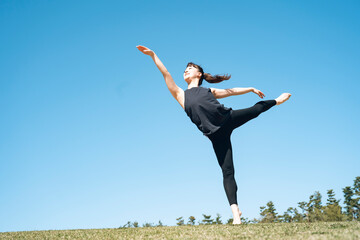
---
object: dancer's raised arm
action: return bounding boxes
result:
[210,87,265,99]
[136,45,184,109]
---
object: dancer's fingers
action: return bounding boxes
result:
[136,45,148,51]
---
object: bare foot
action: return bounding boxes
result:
[232,206,243,225]
[275,93,291,105]
[232,219,241,225]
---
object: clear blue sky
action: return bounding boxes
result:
[1,0,359,232]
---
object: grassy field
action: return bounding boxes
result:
[1,221,359,239]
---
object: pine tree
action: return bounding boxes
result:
[201,214,214,225]
[214,213,223,224]
[156,220,164,227]
[119,221,132,228]
[280,207,295,223]
[307,191,324,222]
[142,222,154,227]
[343,186,355,220]
[323,189,344,221]
[260,201,278,223]
[326,189,338,205]
[176,216,185,226]
[240,217,250,224]
[353,176,360,220]
[187,216,196,225]
[292,208,304,222]
[298,201,308,222]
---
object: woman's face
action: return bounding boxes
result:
[183,66,201,83]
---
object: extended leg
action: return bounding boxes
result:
[229,100,277,130]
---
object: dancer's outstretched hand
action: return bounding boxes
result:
[253,88,265,98]
[136,45,155,56]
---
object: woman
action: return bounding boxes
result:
[136,45,291,224]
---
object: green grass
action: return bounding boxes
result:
[1,222,359,240]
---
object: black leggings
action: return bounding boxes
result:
[207,100,277,206]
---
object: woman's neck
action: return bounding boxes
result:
[187,80,200,89]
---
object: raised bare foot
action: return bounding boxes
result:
[275,93,291,105]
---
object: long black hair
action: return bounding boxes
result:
[186,62,231,86]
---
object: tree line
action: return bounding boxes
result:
[119,176,360,228]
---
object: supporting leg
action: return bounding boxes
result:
[211,135,237,206]
[209,131,242,223]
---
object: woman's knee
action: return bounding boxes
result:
[254,100,275,113]
[222,167,235,178]
[250,101,268,117]
[254,101,266,110]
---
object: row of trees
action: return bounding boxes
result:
[120,214,233,228]
[257,176,359,223]
[119,176,360,228]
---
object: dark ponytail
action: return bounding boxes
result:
[186,62,231,86]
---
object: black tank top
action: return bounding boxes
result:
[184,86,232,136]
